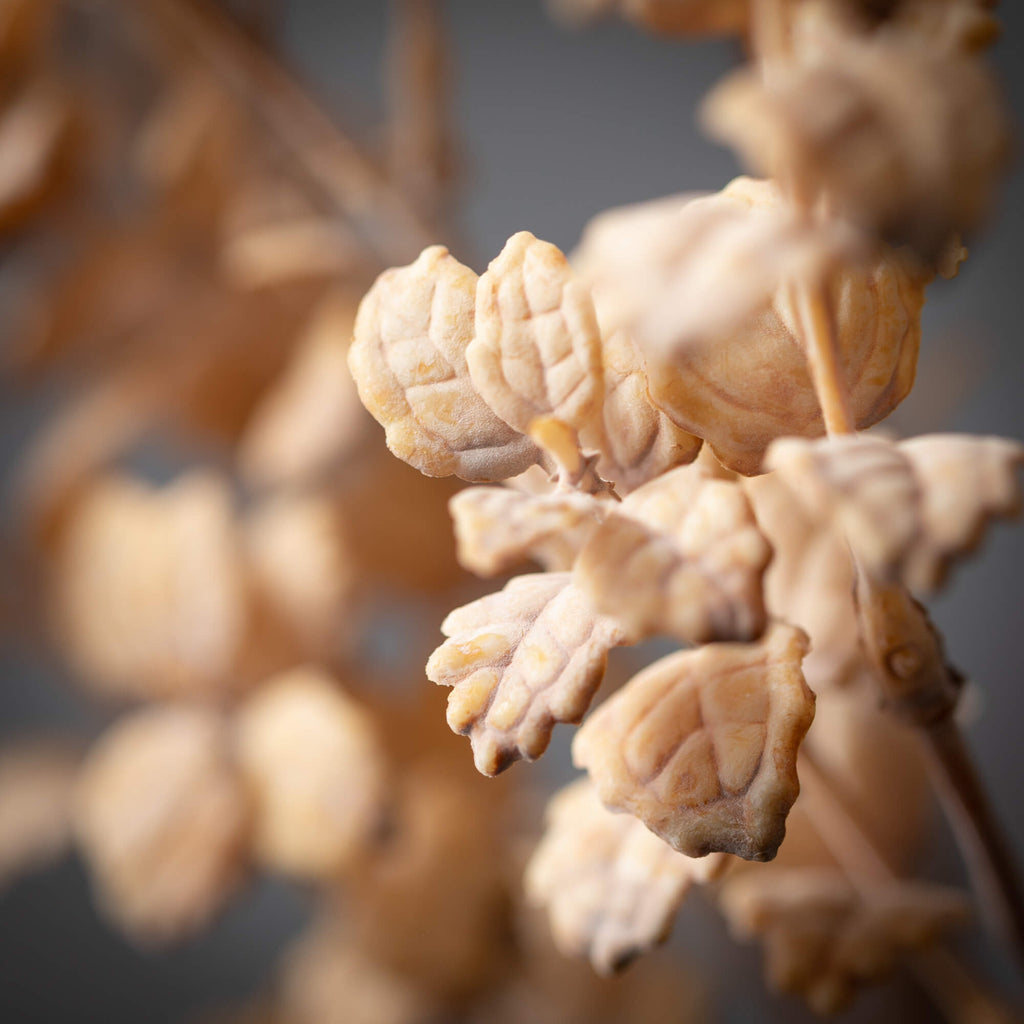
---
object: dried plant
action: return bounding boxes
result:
[1,0,1022,1022]
[344,0,1024,1017]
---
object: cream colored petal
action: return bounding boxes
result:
[525,778,727,974]
[427,573,630,775]
[73,706,249,941]
[449,485,606,576]
[574,461,770,644]
[234,668,388,881]
[54,472,249,700]
[765,433,1024,593]
[574,624,814,861]
[468,231,605,437]
[348,245,538,481]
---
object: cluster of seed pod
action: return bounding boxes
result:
[347,0,1023,1013]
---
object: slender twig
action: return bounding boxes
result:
[793,279,855,436]
[124,0,439,265]
[799,752,1022,1024]
[385,0,453,226]
[921,717,1024,965]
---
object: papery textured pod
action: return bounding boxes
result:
[349,244,538,481]
[73,706,249,941]
[427,573,631,775]
[526,778,728,973]
[574,623,814,861]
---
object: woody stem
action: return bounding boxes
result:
[795,279,856,437]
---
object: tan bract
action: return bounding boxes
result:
[720,868,970,1014]
[574,460,771,644]
[73,705,249,941]
[427,572,631,775]
[234,667,388,881]
[525,777,727,974]
[349,244,538,481]
[766,433,1024,593]
[55,473,249,700]
[449,485,607,577]
[574,623,814,861]
[0,739,79,887]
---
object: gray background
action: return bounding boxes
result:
[1,2,1022,1021]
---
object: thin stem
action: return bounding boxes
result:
[794,279,856,436]
[799,751,1022,1023]
[386,0,452,226]
[129,0,438,265]
[797,751,893,889]
[922,717,1024,967]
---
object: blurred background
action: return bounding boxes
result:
[1,1,1022,1022]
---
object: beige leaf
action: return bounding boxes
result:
[449,485,607,577]
[426,573,631,775]
[73,706,249,941]
[574,460,770,645]
[720,868,970,1014]
[348,245,538,481]
[525,778,727,973]
[468,231,605,437]
[765,433,1024,592]
[239,293,372,489]
[0,739,80,887]
[573,623,814,861]
[572,179,858,363]
[242,492,354,657]
[743,470,865,693]
[703,23,1009,253]
[54,473,249,700]
[585,180,929,475]
[581,328,702,492]
[234,668,388,881]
